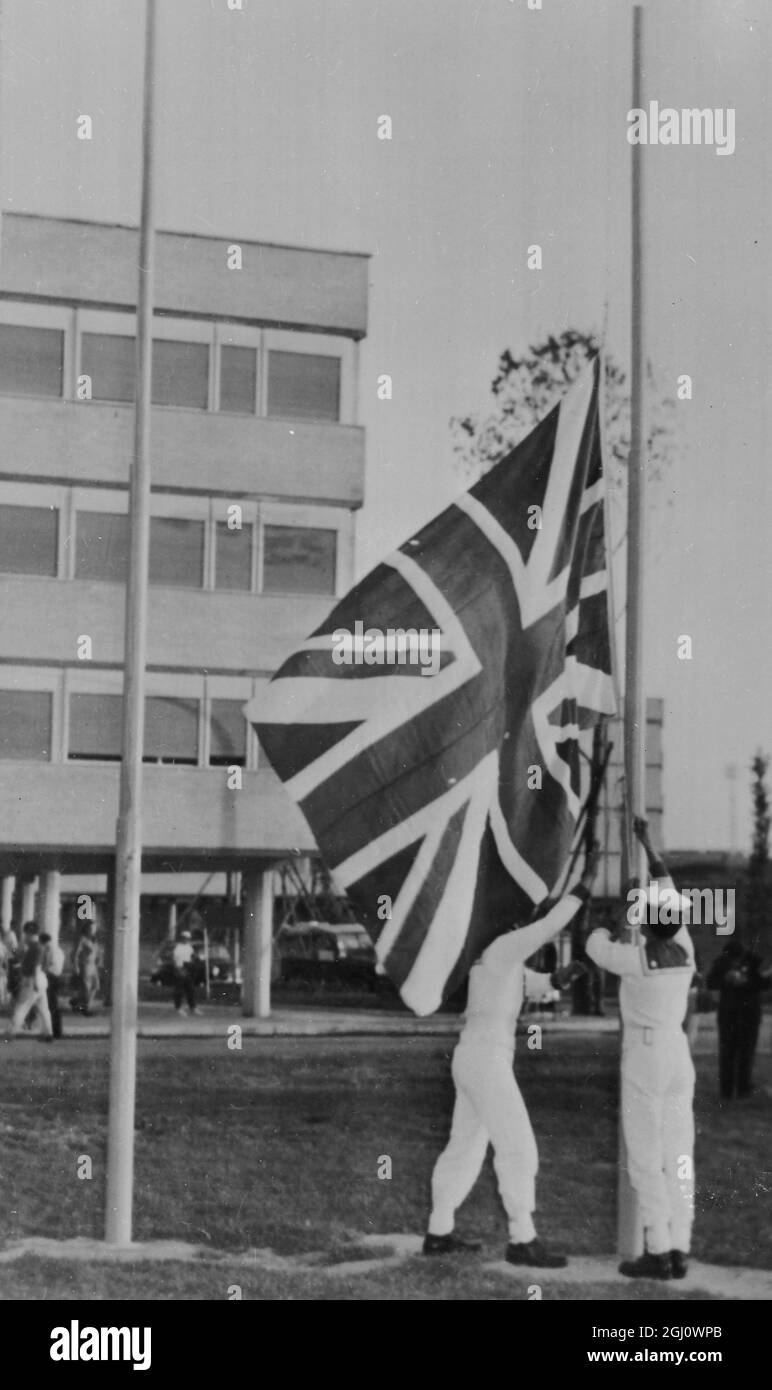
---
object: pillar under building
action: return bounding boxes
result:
[242,867,274,1019]
[37,870,62,945]
[20,875,38,924]
[1,877,14,935]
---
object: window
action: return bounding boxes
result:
[266,351,340,422]
[219,345,257,413]
[215,520,252,591]
[0,690,52,760]
[209,699,247,767]
[69,693,123,761]
[80,333,135,402]
[149,517,205,588]
[152,340,209,409]
[144,696,199,765]
[262,525,336,595]
[79,334,210,408]
[0,505,58,576]
[75,513,205,587]
[0,324,63,397]
[75,512,129,582]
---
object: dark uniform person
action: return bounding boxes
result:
[707,940,771,1100]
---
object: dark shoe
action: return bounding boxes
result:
[619,1252,672,1280]
[506,1238,567,1269]
[38,1036,54,1044]
[670,1250,689,1279]
[422,1232,481,1256]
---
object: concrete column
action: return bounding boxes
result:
[1,877,14,934]
[102,866,116,1007]
[20,876,38,924]
[167,900,178,941]
[39,871,62,944]
[242,867,274,1019]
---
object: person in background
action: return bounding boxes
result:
[70,919,100,1017]
[707,939,771,1100]
[40,931,65,1040]
[9,921,53,1041]
[172,928,202,1016]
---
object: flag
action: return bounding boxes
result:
[246,356,616,1015]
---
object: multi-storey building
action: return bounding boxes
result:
[0,212,368,1004]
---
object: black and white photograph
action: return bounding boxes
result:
[0,0,769,1336]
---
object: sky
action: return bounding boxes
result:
[0,0,769,851]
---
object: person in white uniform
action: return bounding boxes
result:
[585,817,695,1281]
[423,847,600,1266]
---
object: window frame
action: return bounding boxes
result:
[150,315,215,412]
[204,675,256,770]
[210,497,258,593]
[258,502,352,598]
[65,670,205,766]
[147,504,209,592]
[0,666,61,762]
[71,490,212,589]
[214,322,261,416]
[76,307,137,406]
[0,482,68,580]
[76,310,216,411]
[0,302,74,400]
[64,668,123,764]
[262,328,354,425]
[70,487,129,584]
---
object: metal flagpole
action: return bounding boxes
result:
[617,0,647,1260]
[105,0,158,1245]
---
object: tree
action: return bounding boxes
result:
[451,328,677,491]
[745,751,770,950]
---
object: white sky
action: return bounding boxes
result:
[1,0,769,851]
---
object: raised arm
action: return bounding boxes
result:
[585,928,642,978]
[633,816,675,891]
[503,844,601,966]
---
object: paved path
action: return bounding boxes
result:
[2,1232,770,1298]
[5,999,739,1051]
[10,1000,624,1039]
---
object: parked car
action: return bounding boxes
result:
[274,921,379,989]
[150,939,234,987]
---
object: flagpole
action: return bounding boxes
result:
[105,0,158,1245]
[617,0,647,1260]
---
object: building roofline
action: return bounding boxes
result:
[1,209,372,261]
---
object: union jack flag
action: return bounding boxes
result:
[246,358,616,1015]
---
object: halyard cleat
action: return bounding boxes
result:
[505,1239,567,1269]
[619,1252,672,1280]
[422,1232,481,1256]
[670,1250,689,1279]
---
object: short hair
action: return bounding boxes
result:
[39,932,51,943]
[22,920,39,935]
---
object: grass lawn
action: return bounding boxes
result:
[0,1033,769,1299]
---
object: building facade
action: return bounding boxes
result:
[0,212,368,973]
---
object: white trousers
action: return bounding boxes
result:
[11,974,53,1037]
[429,1042,538,1243]
[621,1028,695,1254]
